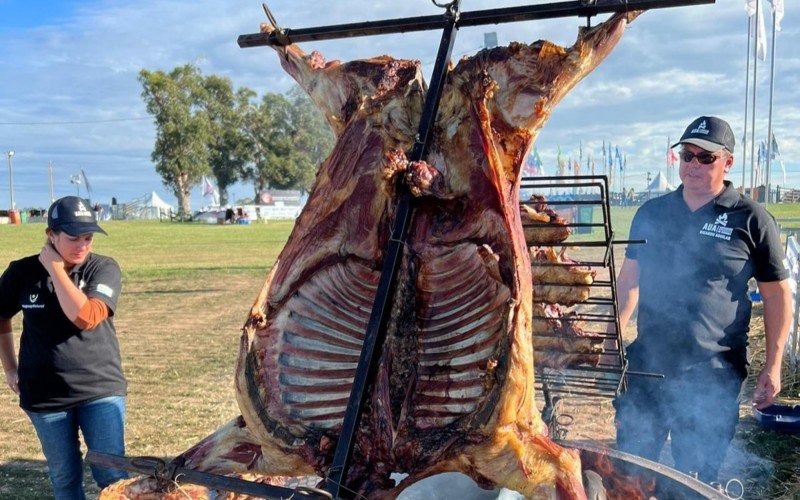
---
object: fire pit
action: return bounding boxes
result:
[565,440,728,499]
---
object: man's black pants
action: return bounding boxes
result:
[613,365,744,483]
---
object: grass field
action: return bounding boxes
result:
[0,205,799,499]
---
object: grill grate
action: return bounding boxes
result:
[521,175,654,429]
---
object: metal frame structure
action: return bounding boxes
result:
[520,175,665,437]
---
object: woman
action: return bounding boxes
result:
[0,196,127,499]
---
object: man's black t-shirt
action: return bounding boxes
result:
[626,181,789,375]
[0,253,127,411]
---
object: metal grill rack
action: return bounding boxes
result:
[521,175,641,429]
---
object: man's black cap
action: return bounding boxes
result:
[671,116,735,153]
[47,196,107,236]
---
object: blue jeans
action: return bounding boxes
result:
[26,396,129,500]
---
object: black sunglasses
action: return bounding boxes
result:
[680,150,723,165]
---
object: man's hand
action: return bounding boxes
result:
[38,243,65,275]
[5,368,19,395]
[753,365,781,410]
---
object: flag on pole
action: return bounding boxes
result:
[523,148,544,176]
[601,141,607,174]
[769,0,784,31]
[770,133,781,159]
[771,133,787,184]
[573,159,581,177]
[667,138,678,167]
[202,175,220,205]
[80,169,92,196]
[557,146,567,178]
[746,0,768,60]
[607,143,613,170]
[615,146,623,172]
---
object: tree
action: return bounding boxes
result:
[139,65,210,214]
[242,92,294,194]
[242,87,334,197]
[286,87,334,192]
[200,76,255,206]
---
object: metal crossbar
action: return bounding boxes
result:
[239,0,714,48]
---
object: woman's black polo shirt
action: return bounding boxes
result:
[0,253,126,411]
[625,181,789,375]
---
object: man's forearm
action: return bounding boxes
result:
[760,280,793,370]
[615,258,640,331]
[0,320,17,373]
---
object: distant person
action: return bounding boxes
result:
[628,187,636,206]
[93,202,105,220]
[0,196,128,498]
[612,116,792,482]
[224,206,234,224]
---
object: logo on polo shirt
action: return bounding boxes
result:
[691,120,710,135]
[700,213,734,241]
[22,292,45,310]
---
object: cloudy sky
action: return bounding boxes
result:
[0,0,796,210]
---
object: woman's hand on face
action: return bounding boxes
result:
[38,242,65,274]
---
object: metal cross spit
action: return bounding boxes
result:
[88,1,716,499]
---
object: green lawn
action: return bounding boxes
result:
[1,206,800,499]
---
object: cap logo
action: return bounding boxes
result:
[691,120,710,135]
[74,200,92,218]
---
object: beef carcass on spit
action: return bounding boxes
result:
[103,11,640,500]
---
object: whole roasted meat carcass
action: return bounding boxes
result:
[104,11,639,500]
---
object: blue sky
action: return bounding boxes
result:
[0,0,797,210]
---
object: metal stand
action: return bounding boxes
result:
[521,175,662,436]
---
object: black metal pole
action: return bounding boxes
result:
[324,3,462,498]
[239,0,714,48]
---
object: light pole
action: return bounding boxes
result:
[6,150,14,210]
[69,174,82,197]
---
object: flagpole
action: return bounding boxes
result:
[48,161,55,203]
[742,17,751,195]
[764,6,777,207]
[749,0,760,201]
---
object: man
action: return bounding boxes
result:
[1,196,127,498]
[613,116,792,482]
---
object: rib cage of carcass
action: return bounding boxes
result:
[103,11,640,500]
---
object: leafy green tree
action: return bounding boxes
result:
[200,76,255,206]
[139,65,210,214]
[286,87,334,192]
[242,92,294,194]
[242,88,334,197]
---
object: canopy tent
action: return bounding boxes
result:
[646,171,676,194]
[119,191,175,220]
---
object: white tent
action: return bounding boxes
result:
[120,191,175,220]
[646,171,676,194]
